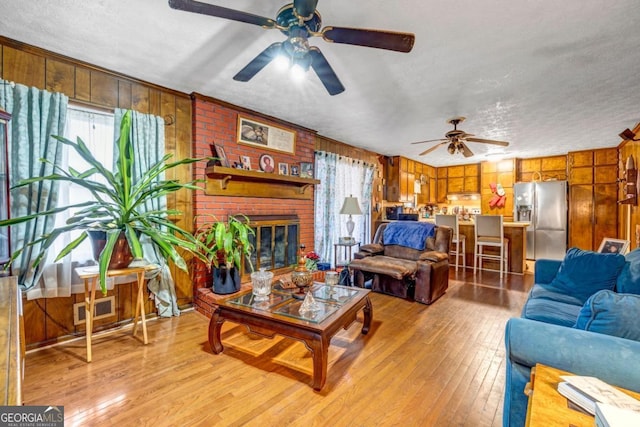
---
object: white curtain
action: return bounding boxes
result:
[314,151,375,267]
[27,106,116,299]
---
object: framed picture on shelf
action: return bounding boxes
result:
[290,164,300,176]
[240,155,252,170]
[278,163,289,175]
[213,143,229,167]
[300,162,314,178]
[597,238,630,254]
[237,115,296,154]
[259,154,275,172]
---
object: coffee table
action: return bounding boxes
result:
[208,283,372,390]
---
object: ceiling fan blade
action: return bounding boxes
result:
[419,141,448,156]
[293,0,318,19]
[465,137,509,146]
[309,47,345,96]
[168,0,276,29]
[321,27,415,53]
[233,43,282,82]
[411,138,447,145]
[460,142,474,157]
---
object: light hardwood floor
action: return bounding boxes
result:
[23,269,533,426]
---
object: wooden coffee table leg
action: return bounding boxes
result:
[208,307,225,354]
[361,296,372,335]
[309,336,329,391]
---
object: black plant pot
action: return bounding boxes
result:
[213,266,241,295]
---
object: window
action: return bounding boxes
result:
[50,106,115,264]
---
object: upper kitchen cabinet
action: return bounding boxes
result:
[386,156,419,203]
[445,163,480,194]
[517,155,567,182]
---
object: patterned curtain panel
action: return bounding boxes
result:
[313,151,376,267]
[114,109,180,317]
[0,79,68,291]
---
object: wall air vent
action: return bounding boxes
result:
[73,296,115,325]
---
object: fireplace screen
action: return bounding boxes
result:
[243,215,299,278]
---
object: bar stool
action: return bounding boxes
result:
[474,215,509,279]
[435,214,466,271]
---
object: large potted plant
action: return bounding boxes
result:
[0,110,209,294]
[194,214,255,294]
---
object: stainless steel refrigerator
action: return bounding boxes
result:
[513,181,568,260]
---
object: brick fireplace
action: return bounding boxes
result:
[191,93,318,316]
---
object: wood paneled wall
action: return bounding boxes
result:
[481,159,516,220]
[0,37,194,347]
[618,122,640,250]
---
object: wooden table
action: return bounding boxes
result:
[75,265,155,362]
[208,284,372,390]
[334,241,360,267]
[525,363,640,426]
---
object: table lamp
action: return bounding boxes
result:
[340,195,362,243]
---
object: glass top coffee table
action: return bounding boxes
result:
[208,283,372,391]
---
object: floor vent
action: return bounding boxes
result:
[73,296,115,325]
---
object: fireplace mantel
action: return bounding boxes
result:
[205,165,320,199]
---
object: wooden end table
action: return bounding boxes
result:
[75,265,156,362]
[208,283,372,390]
[525,363,640,426]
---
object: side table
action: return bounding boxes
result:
[525,363,640,426]
[75,265,156,362]
[334,241,360,268]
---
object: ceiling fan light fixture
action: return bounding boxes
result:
[447,142,456,154]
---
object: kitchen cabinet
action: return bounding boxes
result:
[386,156,421,203]
[568,148,618,250]
[444,163,480,195]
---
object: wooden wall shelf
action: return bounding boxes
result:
[205,165,320,199]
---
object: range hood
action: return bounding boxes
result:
[446,193,481,201]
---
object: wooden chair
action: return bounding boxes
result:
[473,215,509,279]
[435,214,466,271]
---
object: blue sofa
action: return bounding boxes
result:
[503,248,640,427]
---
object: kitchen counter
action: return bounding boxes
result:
[376,218,529,274]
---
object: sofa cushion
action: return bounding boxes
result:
[521,297,583,327]
[528,284,586,306]
[546,247,625,303]
[574,290,640,341]
[616,248,640,295]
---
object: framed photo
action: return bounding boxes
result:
[290,164,300,176]
[278,163,289,175]
[597,238,630,254]
[240,155,252,170]
[259,154,275,172]
[237,115,296,154]
[300,162,314,179]
[213,143,229,167]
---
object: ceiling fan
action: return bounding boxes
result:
[411,117,510,158]
[168,0,415,95]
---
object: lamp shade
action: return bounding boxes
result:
[340,196,362,215]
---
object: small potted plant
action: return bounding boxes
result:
[194,214,255,294]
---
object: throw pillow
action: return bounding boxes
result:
[616,248,640,294]
[574,290,640,341]
[547,247,625,303]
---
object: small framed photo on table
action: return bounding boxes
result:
[597,238,630,254]
[278,163,289,175]
[213,143,229,167]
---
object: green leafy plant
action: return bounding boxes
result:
[0,110,209,293]
[194,213,255,272]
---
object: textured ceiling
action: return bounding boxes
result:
[1,0,639,166]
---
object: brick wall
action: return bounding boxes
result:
[191,94,317,315]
